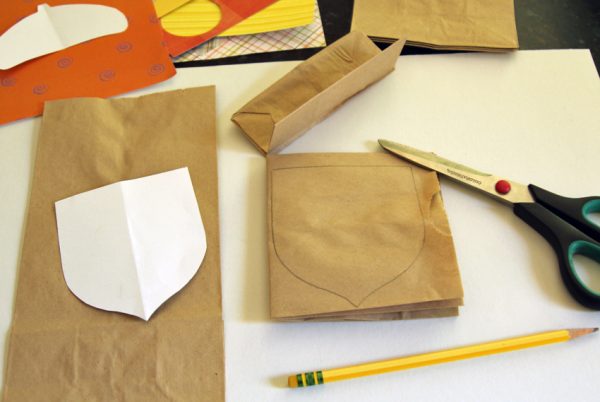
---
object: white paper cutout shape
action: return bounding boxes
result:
[0,3,128,70]
[55,168,206,320]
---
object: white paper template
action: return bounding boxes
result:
[0,3,128,70]
[55,167,206,321]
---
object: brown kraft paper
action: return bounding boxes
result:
[352,0,519,51]
[2,87,224,402]
[267,153,464,321]
[231,31,405,154]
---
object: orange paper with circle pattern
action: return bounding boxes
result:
[0,0,175,125]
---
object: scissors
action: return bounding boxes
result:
[379,139,600,310]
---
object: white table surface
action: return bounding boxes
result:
[2,49,600,401]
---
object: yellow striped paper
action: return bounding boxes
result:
[160,0,315,37]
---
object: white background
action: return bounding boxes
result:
[2,49,600,401]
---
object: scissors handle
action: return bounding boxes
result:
[528,184,600,242]
[513,202,600,309]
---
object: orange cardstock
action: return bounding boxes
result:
[0,0,175,125]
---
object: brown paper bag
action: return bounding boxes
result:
[352,0,519,51]
[231,31,405,154]
[267,153,463,321]
[2,87,224,402]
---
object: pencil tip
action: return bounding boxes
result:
[568,328,598,339]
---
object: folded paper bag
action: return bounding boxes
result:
[231,31,405,154]
[267,153,464,321]
[351,0,519,51]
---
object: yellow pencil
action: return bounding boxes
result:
[288,328,597,388]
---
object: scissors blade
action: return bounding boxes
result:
[378,139,534,205]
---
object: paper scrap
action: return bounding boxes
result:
[173,0,324,63]
[55,167,206,321]
[220,0,314,36]
[161,0,314,37]
[154,0,191,17]
[0,0,175,126]
[0,3,128,70]
[161,0,278,57]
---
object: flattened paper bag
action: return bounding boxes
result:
[231,31,405,154]
[2,87,224,402]
[267,153,464,321]
[352,0,518,51]
[55,168,206,321]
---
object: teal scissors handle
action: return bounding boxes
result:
[513,185,600,309]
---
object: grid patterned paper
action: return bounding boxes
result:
[173,1,325,62]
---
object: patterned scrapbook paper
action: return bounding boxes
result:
[0,0,175,125]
